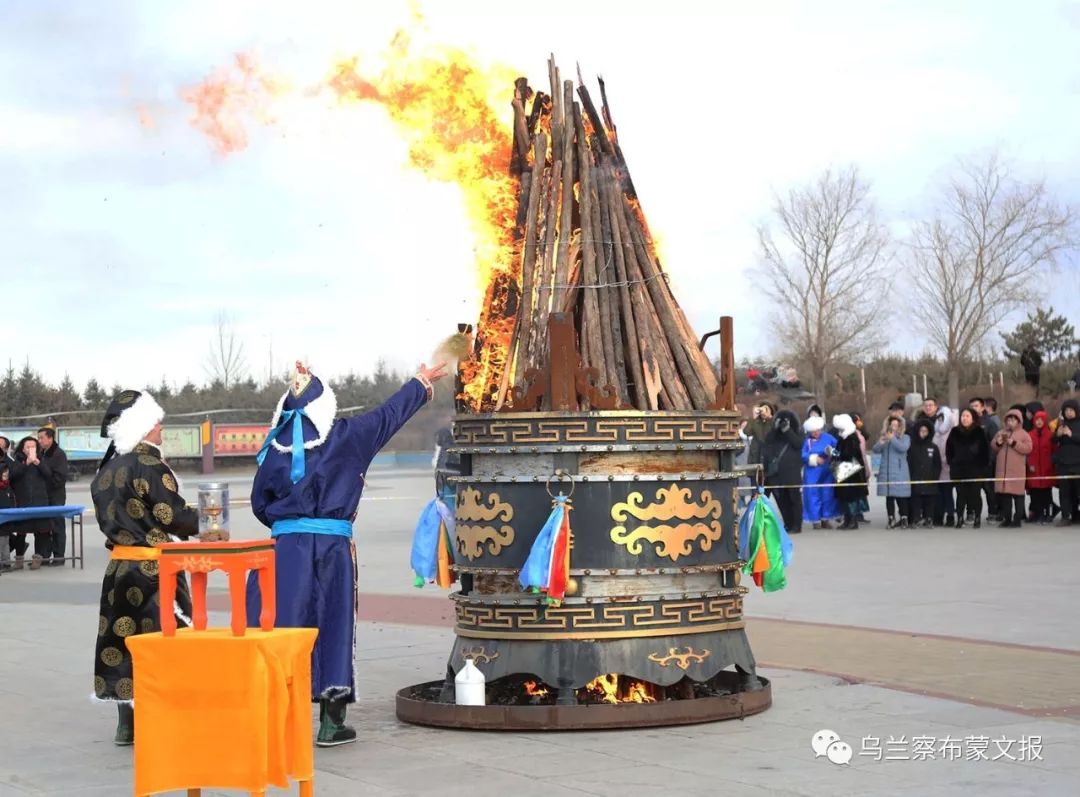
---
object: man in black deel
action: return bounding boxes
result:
[37,425,69,565]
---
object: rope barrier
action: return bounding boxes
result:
[734,473,1079,492]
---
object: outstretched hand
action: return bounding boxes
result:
[419,362,449,384]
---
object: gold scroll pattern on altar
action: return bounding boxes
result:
[455,487,515,560]
[610,484,723,561]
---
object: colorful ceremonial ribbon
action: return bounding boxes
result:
[410,495,456,588]
[255,407,309,484]
[518,495,572,605]
[738,488,793,592]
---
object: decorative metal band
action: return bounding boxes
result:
[457,620,746,641]
[453,412,741,449]
[453,594,744,640]
[449,472,744,484]
[452,563,744,576]
[453,587,748,607]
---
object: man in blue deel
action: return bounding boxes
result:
[247,359,446,747]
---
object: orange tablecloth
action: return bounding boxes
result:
[127,627,317,795]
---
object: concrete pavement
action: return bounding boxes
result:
[1,466,1078,795]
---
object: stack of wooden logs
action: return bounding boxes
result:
[474,58,720,412]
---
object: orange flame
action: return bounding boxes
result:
[322,39,521,410]
[582,674,658,704]
[523,679,549,698]
[182,53,284,156]
[181,32,523,410]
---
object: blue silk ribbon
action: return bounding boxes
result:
[255,407,308,483]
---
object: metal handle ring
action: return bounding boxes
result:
[545,469,576,499]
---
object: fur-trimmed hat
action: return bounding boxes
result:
[100,390,165,461]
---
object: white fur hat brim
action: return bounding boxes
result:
[107,392,165,455]
[804,416,825,433]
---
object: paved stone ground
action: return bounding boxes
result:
[1,467,1078,796]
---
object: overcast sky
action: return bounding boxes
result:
[4,0,1080,391]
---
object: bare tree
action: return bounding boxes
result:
[759,166,891,404]
[205,311,248,390]
[909,153,1074,407]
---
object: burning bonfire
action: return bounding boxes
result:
[183,42,719,413]
[447,61,722,412]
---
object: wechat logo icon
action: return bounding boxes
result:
[812,729,853,765]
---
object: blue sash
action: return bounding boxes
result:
[271,518,353,538]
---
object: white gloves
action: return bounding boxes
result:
[808,454,821,467]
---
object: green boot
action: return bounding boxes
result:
[114,703,134,746]
[316,697,357,747]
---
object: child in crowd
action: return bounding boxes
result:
[1026,410,1057,524]
[907,418,942,528]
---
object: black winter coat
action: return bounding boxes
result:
[762,411,803,488]
[1052,400,1080,471]
[40,443,68,505]
[833,432,868,502]
[946,424,990,481]
[907,420,942,496]
[9,455,53,534]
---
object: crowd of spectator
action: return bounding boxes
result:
[0,427,69,572]
[741,395,1080,534]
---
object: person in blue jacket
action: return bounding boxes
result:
[801,415,839,529]
[247,359,446,747]
[873,416,912,528]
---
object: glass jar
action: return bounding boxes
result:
[197,482,230,536]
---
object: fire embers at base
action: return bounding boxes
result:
[485,671,747,707]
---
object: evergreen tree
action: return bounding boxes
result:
[83,378,107,410]
[1001,307,1078,362]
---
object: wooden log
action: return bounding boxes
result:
[548,57,563,163]
[621,200,709,408]
[599,160,646,408]
[526,91,545,136]
[575,68,614,156]
[516,132,547,376]
[534,155,560,368]
[607,174,691,409]
[595,161,627,397]
[510,78,531,175]
[553,79,576,312]
[571,102,607,394]
[597,75,638,200]
[624,209,720,398]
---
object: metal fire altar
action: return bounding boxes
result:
[396,315,771,730]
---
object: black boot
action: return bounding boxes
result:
[115,703,134,746]
[944,513,955,528]
[317,697,357,747]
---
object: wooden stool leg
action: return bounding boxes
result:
[159,565,178,636]
[257,563,276,631]
[228,566,247,636]
[187,789,202,796]
[299,779,313,796]
[190,571,209,630]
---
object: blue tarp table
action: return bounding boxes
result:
[0,505,86,569]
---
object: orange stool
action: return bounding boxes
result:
[158,539,276,637]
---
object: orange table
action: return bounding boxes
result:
[157,540,276,637]
[127,627,318,796]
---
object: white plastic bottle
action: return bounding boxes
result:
[455,658,486,706]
